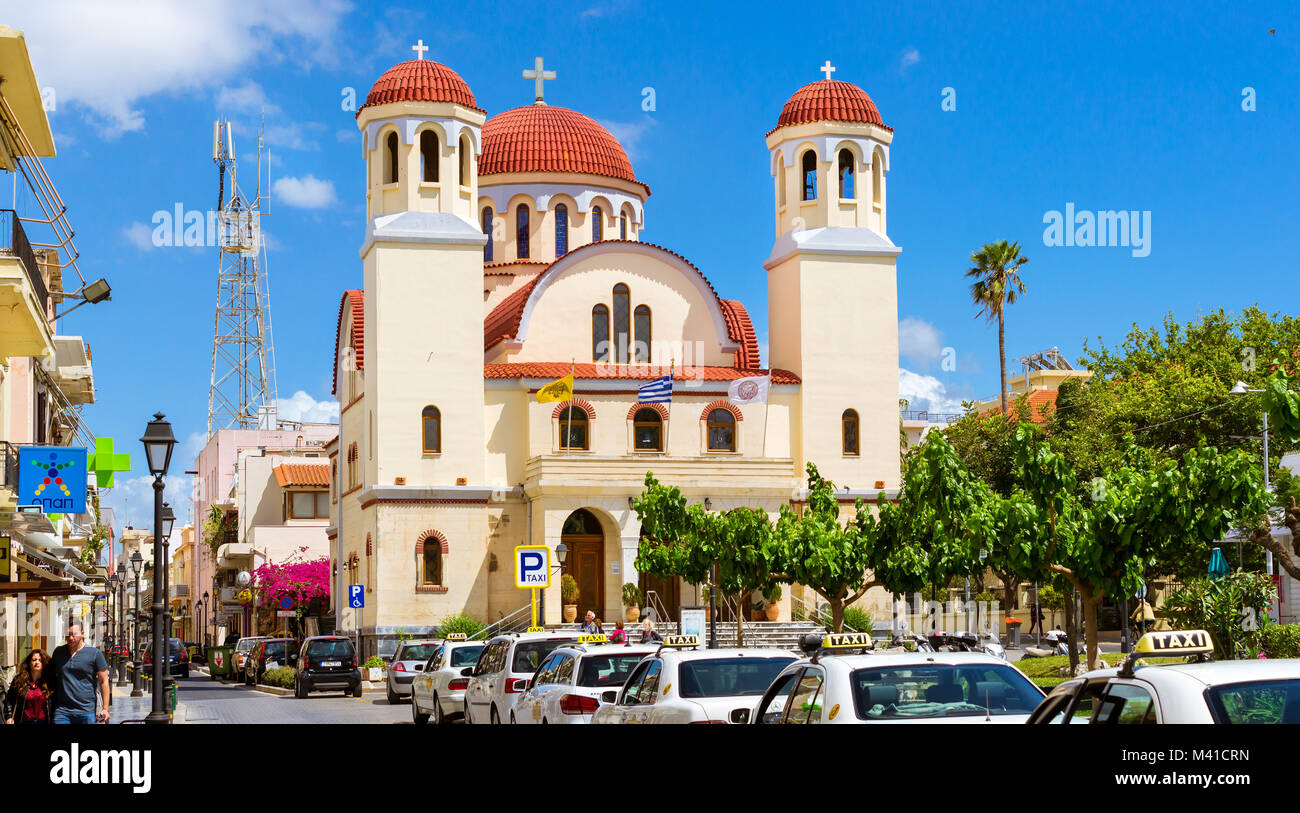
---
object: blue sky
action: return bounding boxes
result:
[7,0,1298,531]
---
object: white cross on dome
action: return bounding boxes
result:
[820,60,836,80]
[523,56,556,104]
[411,39,429,60]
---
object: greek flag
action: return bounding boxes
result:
[638,374,673,403]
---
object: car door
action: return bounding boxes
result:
[782,667,826,725]
[754,668,804,724]
[1092,682,1160,725]
[468,642,502,718]
[521,652,561,723]
[609,660,653,724]
[633,659,664,724]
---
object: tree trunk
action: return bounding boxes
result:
[1063,592,1079,673]
[735,592,745,647]
[829,598,845,633]
[997,310,1008,415]
[1081,587,1101,671]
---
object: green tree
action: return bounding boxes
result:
[966,240,1029,415]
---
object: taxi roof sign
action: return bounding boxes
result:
[1133,629,1213,657]
[525,626,547,633]
[444,633,468,641]
[823,632,872,649]
[577,634,607,644]
[662,634,699,648]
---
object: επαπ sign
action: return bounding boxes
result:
[515,545,550,589]
[18,446,87,514]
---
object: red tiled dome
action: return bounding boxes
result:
[480,105,639,185]
[771,79,887,133]
[359,60,480,113]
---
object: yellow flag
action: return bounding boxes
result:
[536,373,574,403]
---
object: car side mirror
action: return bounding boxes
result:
[460,667,474,677]
[601,690,618,704]
[729,708,751,725]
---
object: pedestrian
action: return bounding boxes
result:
[1027,603,1045,634]
[609,621,625,644]
[580,610,602,634]
[1131,600,1155,636]
[50,624,110,725]
[593,616,606,636]
[640,619,663,644]
[4,649,54,725]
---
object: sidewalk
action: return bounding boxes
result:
[109,677,187,724]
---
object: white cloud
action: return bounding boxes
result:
[899,47,920,73]
[336,129,356,143]
[597,116,657,163]
[215,80,279,115]
[899,369,967,414]
[272,174,337,208]
[276,391,339,424]
[11,0,351,135]
[898,317,943,364]
[123,221,154,251]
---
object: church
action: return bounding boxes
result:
[327,48,902,656]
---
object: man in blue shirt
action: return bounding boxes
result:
[49,624,110,724]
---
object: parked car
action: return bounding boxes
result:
[386,640,441,704]
[411,636,486,725]
[243,638,299,686]
[463,632,580,724]
[295,636,362,698]
[141,637,191,679]
[513,638,659,724]
[231,636,271,678]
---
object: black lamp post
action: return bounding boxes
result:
[115,562,129,686]
[130,550,144,697]
[107,572,118,680]
[140,412,177,724]
[160,502,176,690]
[200,591,209,654]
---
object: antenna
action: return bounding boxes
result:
[207,116,279,437]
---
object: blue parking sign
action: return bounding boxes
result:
[349,584,364,609]
[514,545,550,589]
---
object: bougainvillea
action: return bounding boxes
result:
[252,548,330,608]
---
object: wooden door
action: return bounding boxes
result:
[562,535,604,622]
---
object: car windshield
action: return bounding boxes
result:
[1207,679,1300,724]
[850,664,1043,719]
[306,639,354,658]
[167,639,183,654]
[263,641,297,660]
[234,639,260,653]
[398,644,438,662]
[576,654,647,687]
[450,645,485,668]
[512,639,578,673]
[678,657,796,698]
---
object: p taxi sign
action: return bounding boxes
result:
[514,545,550,589]
[663,634,700,648]
[577,634,607,644]
[1134,629,1213,657]
[18,446,88,514]
[444,632,468,641]
[823,632,873,649]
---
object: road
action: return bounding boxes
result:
[111,673,413,724]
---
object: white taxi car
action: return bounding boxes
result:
[1028,629,1300,725]
[740,632,1045,724]
[512,635,658,724]
[463,630,579,724]
[590,635,797,724]
[410,634,487,725]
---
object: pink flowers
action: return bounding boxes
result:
[252,556,330,606]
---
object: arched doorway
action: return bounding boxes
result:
[561,509,605,621]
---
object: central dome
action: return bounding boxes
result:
[360,59,480,113]
[770,79,888,134]
[480,105,640,186]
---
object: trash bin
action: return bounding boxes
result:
[1006,619,1022,649]
[208,646,234,680]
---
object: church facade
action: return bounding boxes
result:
[327,53,902,655]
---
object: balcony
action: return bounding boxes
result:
[171,583,189,599]
[0,441,17,494]
[522,454,796,500]
[51,335,94,405]
[0,209,54,360]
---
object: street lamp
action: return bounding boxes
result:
[114,561,129,686]
[1229,381,1273,588]
[140,412,177,725]
[130,549,144,698]
[200,591,209,653]
[107,572,119,680]
[160,502,176,668]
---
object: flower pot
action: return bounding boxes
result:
[563,604,578,623]
[366,667,384,682]
[624,605,640,623]
[751,609,765,622]
[765,603,780,622]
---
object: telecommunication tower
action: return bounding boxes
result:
[207,118,278,437]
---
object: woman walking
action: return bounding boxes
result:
[4,649,54,725]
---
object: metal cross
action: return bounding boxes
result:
[523,56,556,103]
[411,39,429,60]
[820,60,836,80]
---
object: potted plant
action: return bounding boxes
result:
[561,574,580,623]
[621,582,642,623]
[763,585,782,621]
[751,600,766,622]
[362,655,386,682]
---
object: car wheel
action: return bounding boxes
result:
[352,685,363,698]
[294,679,306,699]
[432,695,445,726]
[412,699,429,725]
[490,705,500,725]
[542,718,548,724]
[386,687,400,705]
[463,700,472,724]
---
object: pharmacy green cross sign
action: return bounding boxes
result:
[87,437,131,488]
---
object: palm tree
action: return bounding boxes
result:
[966,241,1029,415]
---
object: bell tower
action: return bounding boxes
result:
[764,66,901,491]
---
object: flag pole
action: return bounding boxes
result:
[566,359,575,455]
[761,373,771,458]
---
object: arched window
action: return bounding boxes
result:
[516,204,530,259]
[422,405,441,454]
[801,149,817,201]
[385,131,399,184]
[838,149,855,199]
[706,409,735,452]
[554,204,568,257]
[420,130,439,182]
[423,546,442,586]
[842,409,859,456]
[592,304,610,362]
[592,205,603,241]
[777,154,787,206]
[633,305,651,363]
[873,150,883,206]
[612,283,630,363]
[633,407,663,451]
[481,207,494,262]
[620,213,628,240]
[459,135,471,186]
[558,406,588,450]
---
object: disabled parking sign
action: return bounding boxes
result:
[514,545,550,589]
[348,584,364,609]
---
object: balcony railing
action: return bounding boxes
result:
[0,441,16,490]
[171,584,189,599]
[0,209,48,316]
[899,410,963,425]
